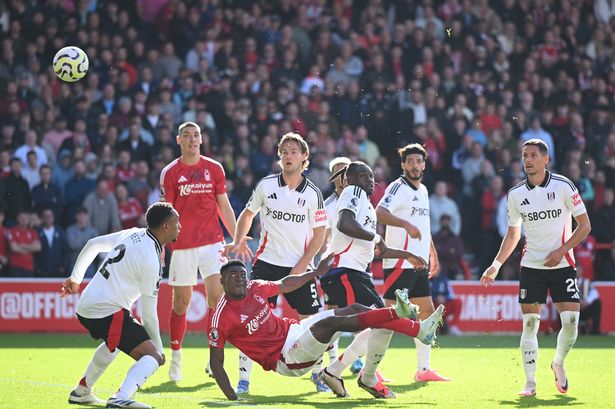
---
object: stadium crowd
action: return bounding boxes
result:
[0,0,614,283]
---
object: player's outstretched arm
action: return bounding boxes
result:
[380,247,428,270]
[217,193,237,238]
[278,254,334,294]
[290,226,326,276]
[337,209,376,241]
[480,225,521,286]
[67,230,127,285]
[209,346,239,400]
[224,208,256,261]
[141,295,164,356]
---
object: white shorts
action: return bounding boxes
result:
[169,242,227,286]
[275,309,336,377]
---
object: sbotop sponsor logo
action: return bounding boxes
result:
[520,208,562,222]
[0,292,79,319]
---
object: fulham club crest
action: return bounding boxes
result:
[547,192,555,201]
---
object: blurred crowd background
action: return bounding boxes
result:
[0,0,614,283]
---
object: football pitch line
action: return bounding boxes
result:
[0,377,282,408]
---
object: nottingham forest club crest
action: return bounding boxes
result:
[204,169,211,181]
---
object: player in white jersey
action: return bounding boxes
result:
[225,132,328,393]
[61,203,180,409]
[376,144,450,382]
[318,161,429,399]
[481,139,591,397]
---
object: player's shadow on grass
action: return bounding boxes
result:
[140,380,212,393]
[386,381,433,395]
[499,395,580,407]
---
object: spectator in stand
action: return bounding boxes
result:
[22,151,41,190]
[430,271,463,335]
[14,130,47,168]
[577,271,602,335]
[479,175,504,272]
[592,188,615,244]
[35,208,69,277]
[118,121,152,163]
[520,115,556,167]
[116,183,143,229]
[356,126,380,168]
[52,150,74,195]
[65,206,99,274]
[429,181,461,235]
[0,209,8,276]
[63,159,96,227]
[3,158,31,224]
[31,164,63,220]
[43,116,72,155]
[116,150,135,183]
[83,178,121,235]
[433,214,465,280]
[6,210,40,277]
[127,160,151,209]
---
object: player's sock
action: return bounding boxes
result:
[554,311,579,365]
[356,307,400,327]
[520,313,540,384]
[312,356,323,375]
[75,342,119,393]
[414,338,431,372]
[327,329,370,377]
[116,355,159,399]
[328,339,339,363]
[361,328,394,387]
[376,318,420,337]
[238,351,252,382]
[169,311,187,351]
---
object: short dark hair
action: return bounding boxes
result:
[145,202,175,229]
[221,259,247,275]
[327,161,370,183]
[523,139,549,155]
[398,143,428,162]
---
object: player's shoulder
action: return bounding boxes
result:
[324,193,337,207]
[199,155,224,169]
[341,184,366,199]
[507,180,527,197]
[303,177,324,204]
[160,158,181,177]
[255,173,280,190]
[549,172,577,191]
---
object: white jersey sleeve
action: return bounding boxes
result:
[245,181,265,213]
[337,185,363,216]
[308,185,327,229]
[70,230,131,284]
[377,183,406,213]
[564,182,587,217]
[507,190,522,227]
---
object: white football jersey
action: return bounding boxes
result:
[377,177,431,269]
[324,192,339,230]
[328,185,377,272]
[507,171,587,269]
[246,174,327,267]
[75,228,163,318]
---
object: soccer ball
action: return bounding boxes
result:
[52,46,89,82]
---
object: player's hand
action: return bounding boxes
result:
[374,239,387,257]
[480,267,497,286]
[404,222,422,240]
[428,252,440,279]
[61,278,79,297]
[544,247,565,267]
[290,259,309,276]
[315,254,334,276]
[407,254,427,270]
[224,237,254,262]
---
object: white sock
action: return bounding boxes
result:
[171,349,181,362]
[75,342,119,393]
[414,337,431,372]
[554,311,579,365]
[327,329,370,377]
[312,356,323,375]
[116,355,159,399]
[327,339,339,363]
[520,313,540,384]
[361,328,394,387]
[238,351,252,382]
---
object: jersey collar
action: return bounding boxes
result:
[146,229,163,254]
[525,170,551,190]
[400,175,419,191]
[278,173,308,193]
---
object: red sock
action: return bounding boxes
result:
[169,311,187,351]
[356,307,399,328]
[378,318,420,337]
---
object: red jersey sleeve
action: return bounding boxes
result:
[251,280,281,298]
[208,308,229,349]
[214,161,227,195]
[160,163,176,204]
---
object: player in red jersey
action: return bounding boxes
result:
[208,257,445,400]
[160,122,243,382]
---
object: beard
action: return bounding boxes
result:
[405,169,424,181]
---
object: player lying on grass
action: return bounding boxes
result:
[208,256,445,401]
[61,202,180,409]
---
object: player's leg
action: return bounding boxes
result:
[168,248,199,382]
[518,267,548,396]
[69,314,120,405]
[551,267,582,394]
[445,298,463,335]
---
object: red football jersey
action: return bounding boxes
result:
[7,226,38,271]
[208,280,298,371]
[160,156,227,249]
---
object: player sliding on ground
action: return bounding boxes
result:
[208,256,445,401]
[61,203,180,409]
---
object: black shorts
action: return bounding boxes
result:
[382,268,431,300]
[77,309,150,354]
[251,259,321,315]
[519,266,580,304]
[319,268,384,309]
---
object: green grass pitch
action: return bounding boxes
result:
[0,333,613,408]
